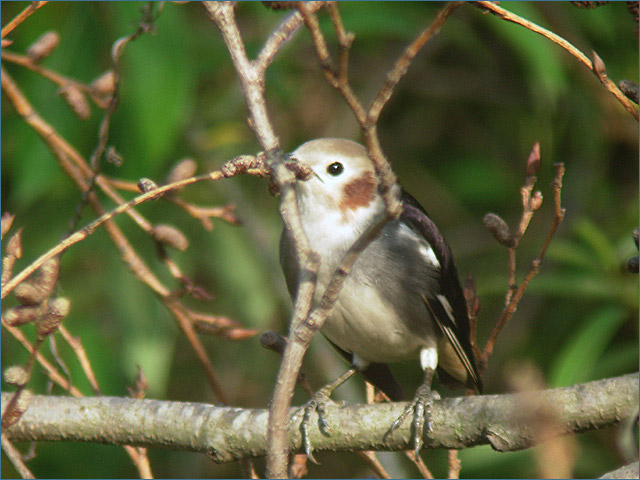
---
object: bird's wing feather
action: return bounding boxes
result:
[400,190,483,392]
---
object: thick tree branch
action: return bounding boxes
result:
[3,374,637,461]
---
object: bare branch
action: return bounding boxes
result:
[2,374,637,460]
[1,434,35,479]
[1,1,49,39]
[368,2,463,124]
[482,162,566,360]
[473,1,639,120]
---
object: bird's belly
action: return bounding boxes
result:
[320,280,434,364]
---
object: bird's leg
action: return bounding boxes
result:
[298,366,359,463]
[387,348,440,455]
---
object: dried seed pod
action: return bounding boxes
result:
[484,213,515,247]
[59,85,91,120]
[151,225,189,251]
[90,70,116,98]
[633,228,639,249]
[14,282,45,306]
[627,256,639,273]
[35,297,70,338]
[138,178,158,193]
[1,389,33,429]
[166,158,197,185]
[4,365,29,388]
[525,142,541,177]
[26,31,60,62]
[4,305,40,326]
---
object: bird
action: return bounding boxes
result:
[279,138,482,456]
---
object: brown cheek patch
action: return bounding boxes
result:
[339,172,377,212]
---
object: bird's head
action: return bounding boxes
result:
[289,138,385,226]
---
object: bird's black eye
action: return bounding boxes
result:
[327,162,344,176]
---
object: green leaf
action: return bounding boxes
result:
[572,217,619,270]
[549,305,628,387]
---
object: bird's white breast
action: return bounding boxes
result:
[299,205,438,364]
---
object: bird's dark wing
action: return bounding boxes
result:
[400,190,483,393]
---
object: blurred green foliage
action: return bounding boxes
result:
[1,1,637,478]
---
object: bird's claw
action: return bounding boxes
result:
[386,385,440,455]
[298,390,333,464]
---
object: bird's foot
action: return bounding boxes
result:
[298,387,333,464]
[297,367,358,464]
[387,383,440,455]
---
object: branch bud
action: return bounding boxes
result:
[484,213,515,247]
[592,51,607,80]
[90,70,116,99]
[531,191,543,211]
[526,142,541,177]
[111,37,129,63]
[4,305,40,326]
[35,297,70,338]
[14,282,46,306]
[1,212,15,240]
[36,257,60,298]
[151,225,189,251]
[262,1,297,10]
[4,365,29,388]
[105,145,123,167]
[26,31,60,63]
[166,158,197,185]
[137,178,158,193]
[58,85,91,120]
[1,389,32,429]
[6,229,23,259]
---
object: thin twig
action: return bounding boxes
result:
[1,172,209,299]
[447,449,461,479]
[1,1,49,39]
[483,164,566,359]
[1,433,35,479]
[58,326,102,395]
[256,4,323,71]
[0,50,108,106]
[203,1,280,149]
[1,317,83,397]
[473,1,639,120]
[404,451,434,479]
[2,67,258,401]
[368,1,463,124]
[358,451,391,479]
[202,4,329,476]
[71,4,161,234]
